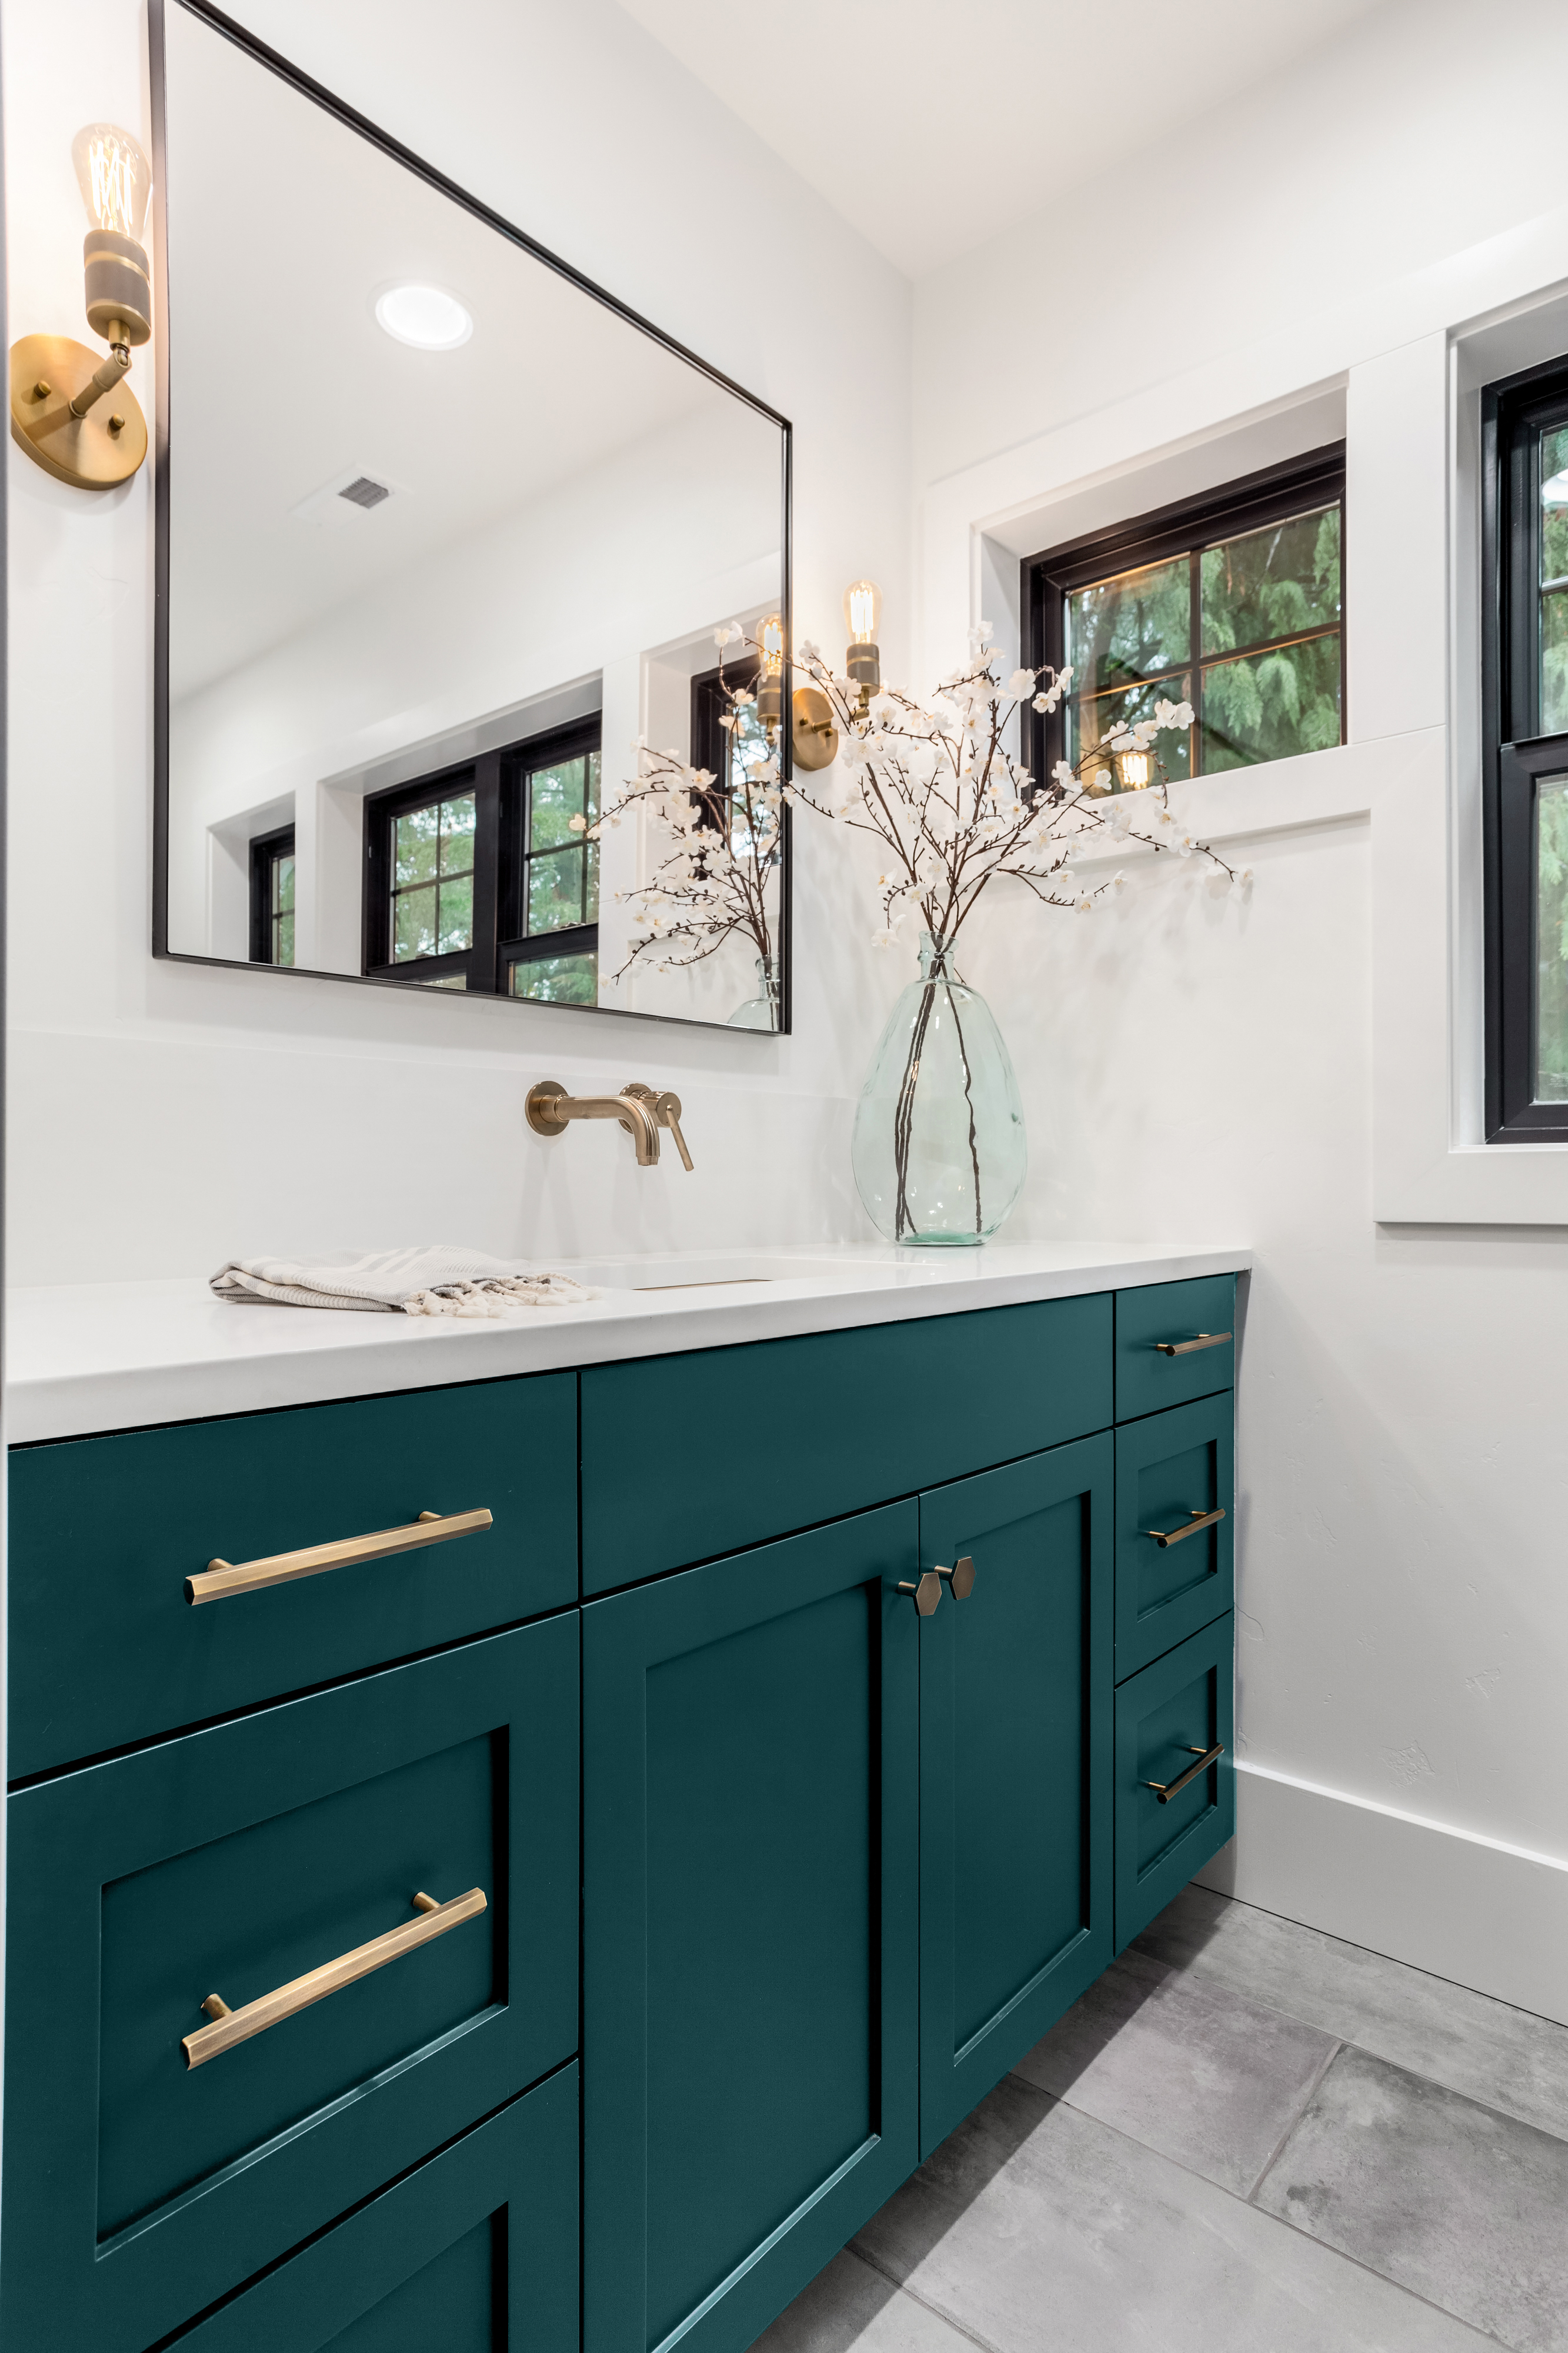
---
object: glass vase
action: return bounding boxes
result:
[851,934,1026,1245]
[727,954,780,1031]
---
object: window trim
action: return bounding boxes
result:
[248,822,295,966]
[499,715,603,999]
[1020,443,1347,795]
[1482,354,1568,1142]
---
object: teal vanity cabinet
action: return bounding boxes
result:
[5,1268,1239,2353]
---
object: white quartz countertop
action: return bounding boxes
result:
[5,1241,1252,1445]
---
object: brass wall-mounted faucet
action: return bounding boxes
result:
[525,1080,693,1171]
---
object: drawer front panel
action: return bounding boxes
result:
[582,1294,1112,1592]
[1115,1275,1236,1421]
[918,1438,1113,2156]
[2,1617,578,2353]
[1115,1394,1235,1681]
[9,1371,576,1778]
[1113,1615,1235,1954]
[584,1504,920,2353]
[171,2065,578,2352]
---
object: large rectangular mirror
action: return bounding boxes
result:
[152,0,791,1031]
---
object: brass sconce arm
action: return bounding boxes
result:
[68,339,132,420]
[526,1080,693,1171]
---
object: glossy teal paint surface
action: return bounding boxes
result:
[1115,1394,1235,1681]
[169,2065,579,2351]
[2,1618,579,2352]
[583,1505,920,2353]
[1114,1614,1236,1953]
[8,1371,577,1779]
[581,1297,1112,1591]
[1114,1276,1236,1422]
[918,1440,1114,2156]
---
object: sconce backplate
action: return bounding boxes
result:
[791,685,839,772]
[9,335,148,489]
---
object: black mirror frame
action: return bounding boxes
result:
[148,0,793,1035]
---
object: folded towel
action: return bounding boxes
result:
[210,1246,600,1317]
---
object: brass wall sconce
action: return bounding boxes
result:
[9,123,154,490]
[844,578,882,699]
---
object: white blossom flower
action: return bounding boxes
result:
[800,638,820,663]
[1052,759,1076,789]
[1006,667,1036,698]
[568,812,586,833]
[1075,892,1095,914]
[1112,871,1127,892]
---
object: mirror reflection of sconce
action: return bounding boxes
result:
[9,122,154,489]
[1115,748,1153,791]
[755,613,787,731]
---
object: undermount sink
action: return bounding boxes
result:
[556,1252,926,1294]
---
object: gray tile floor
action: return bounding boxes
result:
[757,1885,1568,2353]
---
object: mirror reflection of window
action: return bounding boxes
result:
[510,744,600,1005]
[248,825,295,966]
[361,717,601,997]
[690,657,764,848]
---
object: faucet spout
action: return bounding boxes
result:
[525,1080,670,1168]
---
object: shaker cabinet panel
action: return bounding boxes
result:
[1115,1275,1236,1422]
[583,1504,920,2353]
[582,1294,1112,1591]
[1115,1394,1235,1681]
[918,1438,1113,2156]
[1,1617,578,2353]
[168,2065,578,2353]
[8,1369,578,1779]
[1114,1615,1236,1954]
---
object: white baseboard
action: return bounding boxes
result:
[1196,1761,1568,2028]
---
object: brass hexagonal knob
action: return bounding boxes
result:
[898,1569,943,1617]
[938,1555,976,1600]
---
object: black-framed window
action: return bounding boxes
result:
[691,656,765,846]
[248,824,295,966]
[1484,356,1568,1140]
[502,723,600,1005]
[1023,447,1345,794]
[363,716,600,998]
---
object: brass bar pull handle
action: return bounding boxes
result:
[186,1506,493,1605]
[181,1887,487,2069]
[1143,1506,1226,1549]
[935,1555,976,1598]
[653,1092,695,1172]
[1146,1744,1225,1805]
[1153,1330,1232,1357]
[898,1571,942,1617]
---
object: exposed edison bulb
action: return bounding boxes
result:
[843,578,882,695]
[756,613,786,675]
[1115,748,1153,791]
[72,123,152,242]
[843,579,882,646]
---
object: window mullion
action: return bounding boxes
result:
[1189,549,1203,776]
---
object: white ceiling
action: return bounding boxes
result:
[164,4,779,699]
[619,0,1395,280]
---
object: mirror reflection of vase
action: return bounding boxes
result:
[726,955,781,1031]
[851,935,1026,1245]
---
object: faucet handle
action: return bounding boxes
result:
[655,1092,694,1172]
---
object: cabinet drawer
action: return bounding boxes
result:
[1115,1275,1235,1421]
[582,1294,1112,1592]
[2,1616,578,2353]
[8,1370,576,1778]
[1115,1395,1234,1681]
[170,2066,578,2352]
[1113,1615,1235,1954]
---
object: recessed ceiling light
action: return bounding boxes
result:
[375,284,472,351]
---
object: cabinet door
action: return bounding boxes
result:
[1115,1393,1234,1681]
[168,2065,578,2352]
[2,1618,578,2353]
[583,1504,919,2353]
[918,1438,1113,2156]
[1115,1614,1236,1952]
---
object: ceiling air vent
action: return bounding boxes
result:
[338,475,391,510]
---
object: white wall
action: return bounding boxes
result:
[4,0,909,1285]
[913,0,1568,2019]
